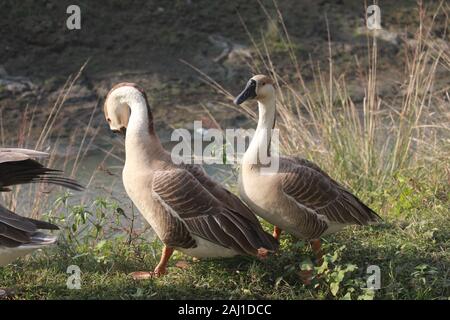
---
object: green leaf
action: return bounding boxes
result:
[96,240,107,250]
[341,292,352,300]
[330,282,339,296]
[358,289,375,300]
[275,277,283,289]
[316,260,329,274]
[300,259,313,271]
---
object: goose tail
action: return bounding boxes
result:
[260,230,279,252]
[27,232,58,247]
[34,171,85,191]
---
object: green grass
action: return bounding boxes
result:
[1,169,448,300]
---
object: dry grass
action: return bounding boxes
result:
[0,61,109,218]
[194,1,450,205]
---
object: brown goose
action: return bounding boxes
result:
[0,148,83,266]
[234,75,380,260]
[104,83,278,277]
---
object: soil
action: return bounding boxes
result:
[0,0,447,147]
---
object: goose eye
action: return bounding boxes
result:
[261,82,266,86]
[107,118,111,123]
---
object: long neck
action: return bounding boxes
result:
[244,97,276,166]
[125,97,162,165]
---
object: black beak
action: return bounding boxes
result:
[234,79,257,105]
[112,127,127,137]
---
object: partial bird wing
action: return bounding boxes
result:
[181,164,261,225]
[151,168,278,255]
[0,148,83,191]
[0,203,58,248]
[279,157,380,238]
[0,148,48,162]
[284,156,334,180]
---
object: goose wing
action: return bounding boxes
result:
[181,164,261,225]
[0,148,48,162]
[279,158,380,238]
[152,168,278,255]
[284,156,334,180]
[0,148,83,191]
[0,203,58,248]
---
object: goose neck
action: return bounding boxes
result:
[255,98,276,133]
[244,98,276,166]
[124,99,162,164]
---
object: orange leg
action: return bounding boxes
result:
[310,239,323,265]
[257,247,269,259]
[154,246,174,275]
[131,246,174,280]
[299,239,324,285]
[273,226,282,241]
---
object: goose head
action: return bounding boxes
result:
[234,75,275,105]
[104,83,152,136]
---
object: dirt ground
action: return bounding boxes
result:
[0,0,447,141]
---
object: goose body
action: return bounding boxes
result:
[238,157,377,239]
[122,154,247,259]
[234,75,380,246]
[0,203,58,266]
[0,148,82,266]
[0,245,50,267]
[104,83,278,276]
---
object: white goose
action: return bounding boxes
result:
[0,148,83,266]
[103,83,278,277]
[233,75,380,261]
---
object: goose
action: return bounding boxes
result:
[233,75,380,261]
[103,83,278,277]
[0,148,83,267]
[0,204,59,267]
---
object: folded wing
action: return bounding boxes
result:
[152,168,278,255]
[280,158,380,238]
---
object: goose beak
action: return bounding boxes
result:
[112,127,127,137]
[234,80,257,105]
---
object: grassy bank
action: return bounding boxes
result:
[0,168,448,299]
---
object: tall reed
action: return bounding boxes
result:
[194,1,449,211]
[0,62,107,218]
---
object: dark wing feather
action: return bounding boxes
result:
[280,157,380,238]
[0,149,83,191]
[0,203,58,248]
[152,168,278,255]
[181,164,261,225]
